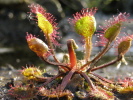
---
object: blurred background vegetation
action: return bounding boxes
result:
[0,0,133,69]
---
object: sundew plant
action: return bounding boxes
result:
[8,3,133,100]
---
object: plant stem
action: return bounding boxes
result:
[41,57,70,70]
[84,37,92,62]
[90,55,122,72]
[80,41,110,71]
[60,69,75,90]
[91,41,111,64]
[46,34,60,63]
[91,72,114,84]
[81,72,96,90]
[43,73,64,86]
[88,73,109,85]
